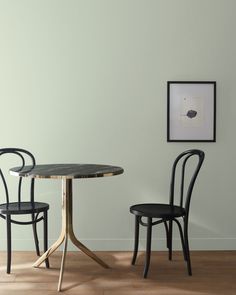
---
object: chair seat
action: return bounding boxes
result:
[130,203,186,219]
[0,202,49,215]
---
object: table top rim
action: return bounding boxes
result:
[10,163,124,179]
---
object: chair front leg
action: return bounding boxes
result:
[131,215,140,265]
[6,214,12,274]
[44,210,49,268]
[32,213,40,256]
[143,217,152,278]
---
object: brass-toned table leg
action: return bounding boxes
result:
[33,179,68,268]
[33,231,65,267]
[69,229,109,269]
[58,234,68,291]
[67,178,109,269]
[34,178,109,292]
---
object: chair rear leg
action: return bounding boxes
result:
[44,210,49,268]
[164,220,170,250]
[184,218,192,276]
[174,219,187,261]
[32,213,40,256]
[143,217,152,278]
[131,215,140,265]
[6,215,12,274]
[168,220,173,260]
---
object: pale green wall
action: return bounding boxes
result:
[0,0,235,251]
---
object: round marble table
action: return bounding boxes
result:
[10,164,124,291]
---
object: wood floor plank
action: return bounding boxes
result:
[0,251,235,294]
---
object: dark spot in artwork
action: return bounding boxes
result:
[186,110,197,119]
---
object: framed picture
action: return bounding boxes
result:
[167,81,216,142]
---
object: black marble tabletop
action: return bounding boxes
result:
[10,164,124,179]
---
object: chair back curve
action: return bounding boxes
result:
[0,148,36,205]
[169,149,205,217]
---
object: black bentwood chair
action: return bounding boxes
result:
[130,149,205,278]
[0,148,49,273]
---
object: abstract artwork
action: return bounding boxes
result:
[167,81,216,142]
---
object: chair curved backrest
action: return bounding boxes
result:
[0,148,36,205]
[169,149,205,217]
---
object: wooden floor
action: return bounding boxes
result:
[0,251,235,294]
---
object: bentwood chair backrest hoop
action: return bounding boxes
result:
[0,148,35,206]
[130,149,205,278]
[0,148,49,273]
[169,149,205,215]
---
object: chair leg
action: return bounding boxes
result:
[44,210,49,268]
[174,219,187,261]
[32,213,40,256]
[184,218,192,276]
[164,220,170,250]
[6,215,12,274]
[168,220,173,260]
[143,217,152,278]
[131,215,140,265]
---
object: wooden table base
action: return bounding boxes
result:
[33,179,109,292]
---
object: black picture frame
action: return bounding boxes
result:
[167,81,216,142]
